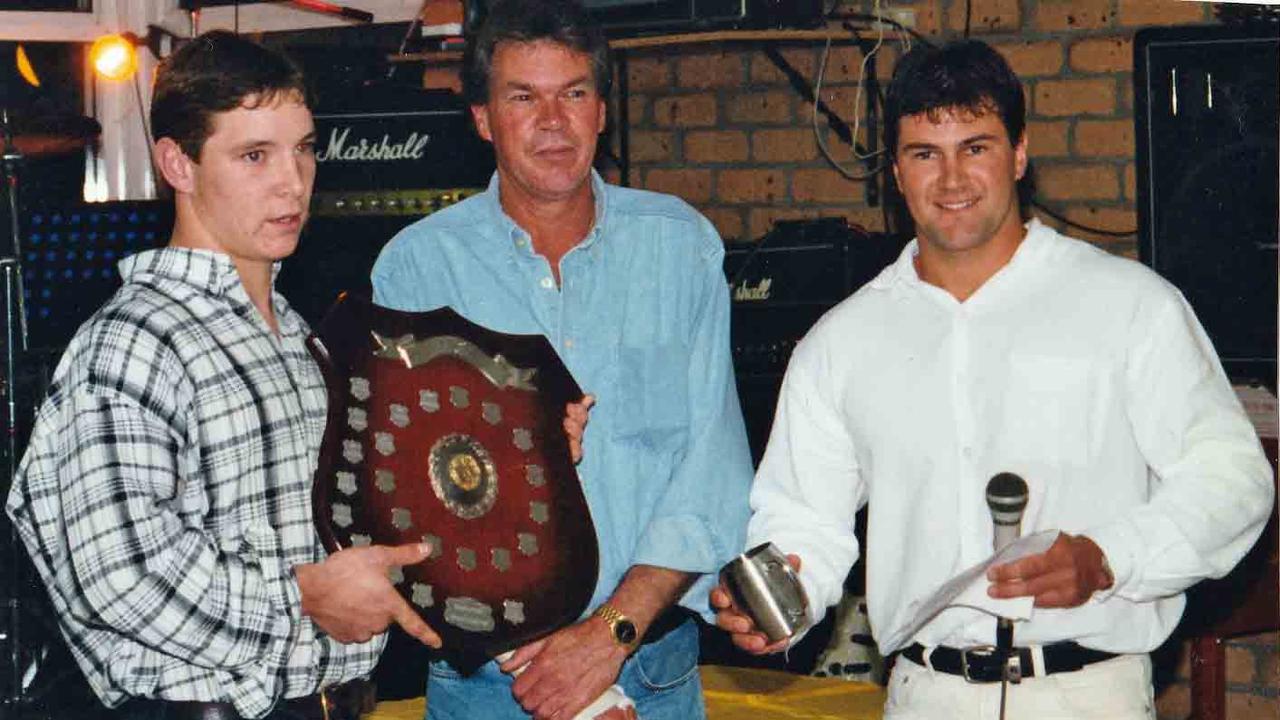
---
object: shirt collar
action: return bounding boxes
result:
[118,247,296,330]
[871,217,1049,291]
[482,170,610,253]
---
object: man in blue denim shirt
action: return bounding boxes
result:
[370,1,753,718]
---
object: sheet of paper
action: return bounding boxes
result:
[880,530,1060,652]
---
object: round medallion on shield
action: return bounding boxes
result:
[429,433,499,519]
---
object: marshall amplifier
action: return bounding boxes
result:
[725,218,906,463]
[279,83,497,326]
[309,84,494,194]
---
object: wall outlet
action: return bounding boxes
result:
[872,7,916,30]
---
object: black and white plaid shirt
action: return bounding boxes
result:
[6,248,383,718]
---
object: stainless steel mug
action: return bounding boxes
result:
[719,542,811,643]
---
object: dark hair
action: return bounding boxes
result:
[883,39,1025,155]
[462,0,612,105]
[150,30,309,160]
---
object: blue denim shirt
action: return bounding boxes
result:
[371,171,753,619]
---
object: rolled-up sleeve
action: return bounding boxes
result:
[631,237,755,615]
[746,328,865,627]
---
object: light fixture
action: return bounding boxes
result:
[15,45,41,88]
[89,34,138,82]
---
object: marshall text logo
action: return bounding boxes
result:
[733,278,773,302]
[316,127,431,163]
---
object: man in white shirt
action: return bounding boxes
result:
[711,39,1274,720]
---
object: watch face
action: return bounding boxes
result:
[615,620,638,645]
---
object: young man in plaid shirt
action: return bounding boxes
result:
[5,32,443,720]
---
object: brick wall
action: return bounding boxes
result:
[613,0,1229,259]
[608,1,1276,717]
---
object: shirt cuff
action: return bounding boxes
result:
[632,514,723,574]
[1082,520,1141,602]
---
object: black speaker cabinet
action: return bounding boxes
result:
[1134,24,1279,386]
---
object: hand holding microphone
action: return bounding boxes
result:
[985,473,1115,608]
[986,472,1029,554]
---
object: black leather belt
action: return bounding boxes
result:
[115,680,370,720]
[901,641,1118,683]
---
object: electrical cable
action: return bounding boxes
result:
[825,11,934,47]
[812,0,920,181]
[811,41,887,180]
[132,71,156,184]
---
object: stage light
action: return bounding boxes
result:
[89,34,138,82]
[16,45,41,88]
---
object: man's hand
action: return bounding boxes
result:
[295,543,441,647]
[499,618,627,720]
[708,553,800,655]
[565,395,595,464]
[987,532,1114,608]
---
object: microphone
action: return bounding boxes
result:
[986,472,1029,553]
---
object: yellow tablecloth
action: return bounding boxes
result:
[366,665,885,719]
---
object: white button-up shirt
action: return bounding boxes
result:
[747,219,1274,654]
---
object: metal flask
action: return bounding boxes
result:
[720,542,812,643]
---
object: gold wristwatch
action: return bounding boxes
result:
[593,604,639,650]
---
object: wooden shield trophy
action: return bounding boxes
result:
[308,293,598,669]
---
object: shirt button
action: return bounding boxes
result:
[541,277,554,289]
[564,339,575,349]
[962,447,973,459]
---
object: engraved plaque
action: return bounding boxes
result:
[503,600,526,625]
[457,547,477,571]
[342,440,364,465]
[310,295,598,668]
[517,532,539,556]
[374,432,396,457]
[491,548,511,572]
[375,469,396,493]
[420,389,440,413]
[423,533,442,559]
[347,407,368,432]
[525,465,545,487]
[336,471,357,496]
[444,597,495,633]
[482,401,502,425]
[449,386,470,409]
[391,507,413,531]
[332,503,353,528]
[513,428,533,452]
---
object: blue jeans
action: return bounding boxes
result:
[425,620,705,720]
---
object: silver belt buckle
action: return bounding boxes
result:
[960,645,999,683]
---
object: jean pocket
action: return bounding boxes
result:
[427,659,463,680]
[631,623,699,691]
